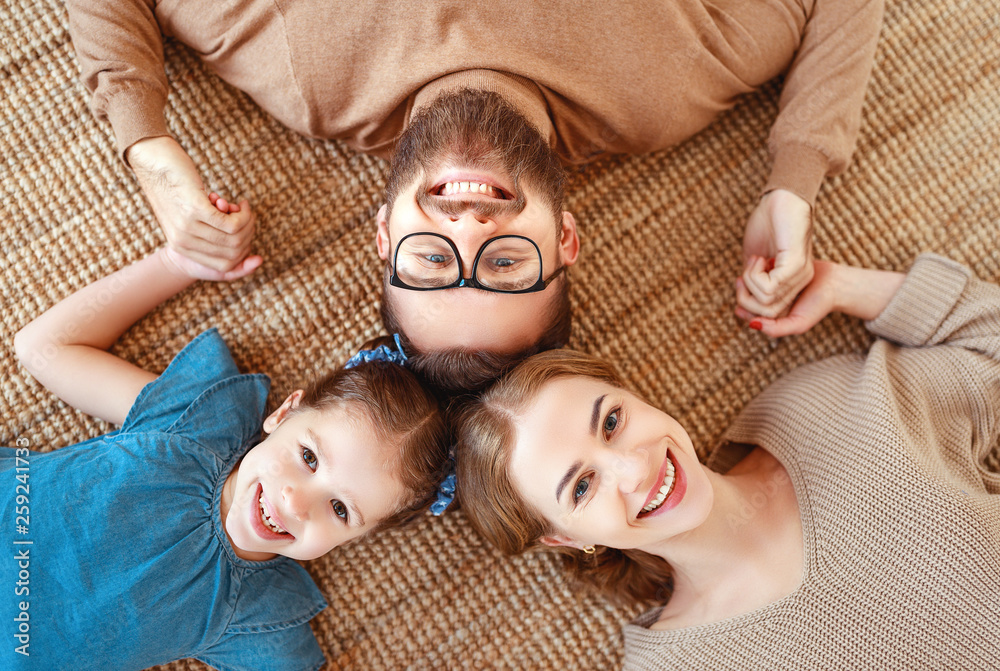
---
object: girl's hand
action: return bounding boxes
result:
[159,192,262,281]
[160,245,262,282]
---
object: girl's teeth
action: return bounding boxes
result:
[258,494,288,534]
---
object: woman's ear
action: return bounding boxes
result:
[262,389,304,434]
[540,533,587,551]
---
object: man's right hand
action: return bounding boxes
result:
[126,136,255,272]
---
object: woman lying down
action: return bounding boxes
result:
[456,254,999,670]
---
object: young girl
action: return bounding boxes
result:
[3,199,448,670]
[455,254,1000,669]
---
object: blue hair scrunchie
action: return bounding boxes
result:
[342,335,456,516]
[429,471,456,516]
[343,333,409,369]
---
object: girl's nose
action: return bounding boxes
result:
[282,485,311,521]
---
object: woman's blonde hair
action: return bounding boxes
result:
[291,336,449,532]
[455,349,673,605]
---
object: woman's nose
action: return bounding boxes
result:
[606,448,648,495]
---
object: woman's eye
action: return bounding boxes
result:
[301,447,318,471]
[603,409,619,436]
[573,475,591,504]
[332,500,348,521]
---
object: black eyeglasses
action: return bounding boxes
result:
[389,233,565,294]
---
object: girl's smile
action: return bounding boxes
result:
[252,483,293,540]
[221,391,409,562]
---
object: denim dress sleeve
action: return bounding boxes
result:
[120,328,262,434]
[119,328,271,457]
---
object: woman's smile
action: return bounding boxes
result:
[638,448,686,518]
[510,376,714,551]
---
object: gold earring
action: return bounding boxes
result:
[582,545,595,555]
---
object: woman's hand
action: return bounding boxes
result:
[737,260,839,337]
[737,261,906,337]
[126,136,256,273]
[739,189,815,318]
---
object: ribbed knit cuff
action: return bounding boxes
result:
[865,254,970,347]
[101,84,171,164]
[764,143,830,207]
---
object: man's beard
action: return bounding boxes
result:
[384,88,565,222]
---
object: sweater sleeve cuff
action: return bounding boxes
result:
[100,85,172,164]
[865,254,971,347]
[764,143,831,207]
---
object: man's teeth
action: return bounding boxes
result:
[259,494,288,534]
[642,458,677,514]
[439,181,502,198]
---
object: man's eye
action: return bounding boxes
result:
[332,500,348,521]
[426,254,448,264]
[603,409,619,435]
[301,447,318,471]
[573,475,591,504]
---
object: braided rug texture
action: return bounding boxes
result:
[1,0,998,669]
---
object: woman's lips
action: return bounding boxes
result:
[639,449,686,519]
[641,449,671,510]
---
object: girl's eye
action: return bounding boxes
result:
[573,475,591,504]
[603,409,619,436]
[332,500,348,521]
[301,447,318,471]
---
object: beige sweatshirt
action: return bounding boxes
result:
[623,254,1000,669]
[65,0,883,206]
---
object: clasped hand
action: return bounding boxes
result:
[127,136,258,274]
[737,189,814,320]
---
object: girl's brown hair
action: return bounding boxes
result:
[455,349,673,605]
[293,336,449,532]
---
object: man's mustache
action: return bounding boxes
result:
[415,190,525,220]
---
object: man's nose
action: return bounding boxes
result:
[448,212,498,278]
[447,209,498,229]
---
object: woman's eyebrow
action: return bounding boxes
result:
[590,394,607,435]
[555,394,608,504]
[556,460,583,504]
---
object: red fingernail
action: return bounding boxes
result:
[749,320,763,331]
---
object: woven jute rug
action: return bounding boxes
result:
[2,0,998,669]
